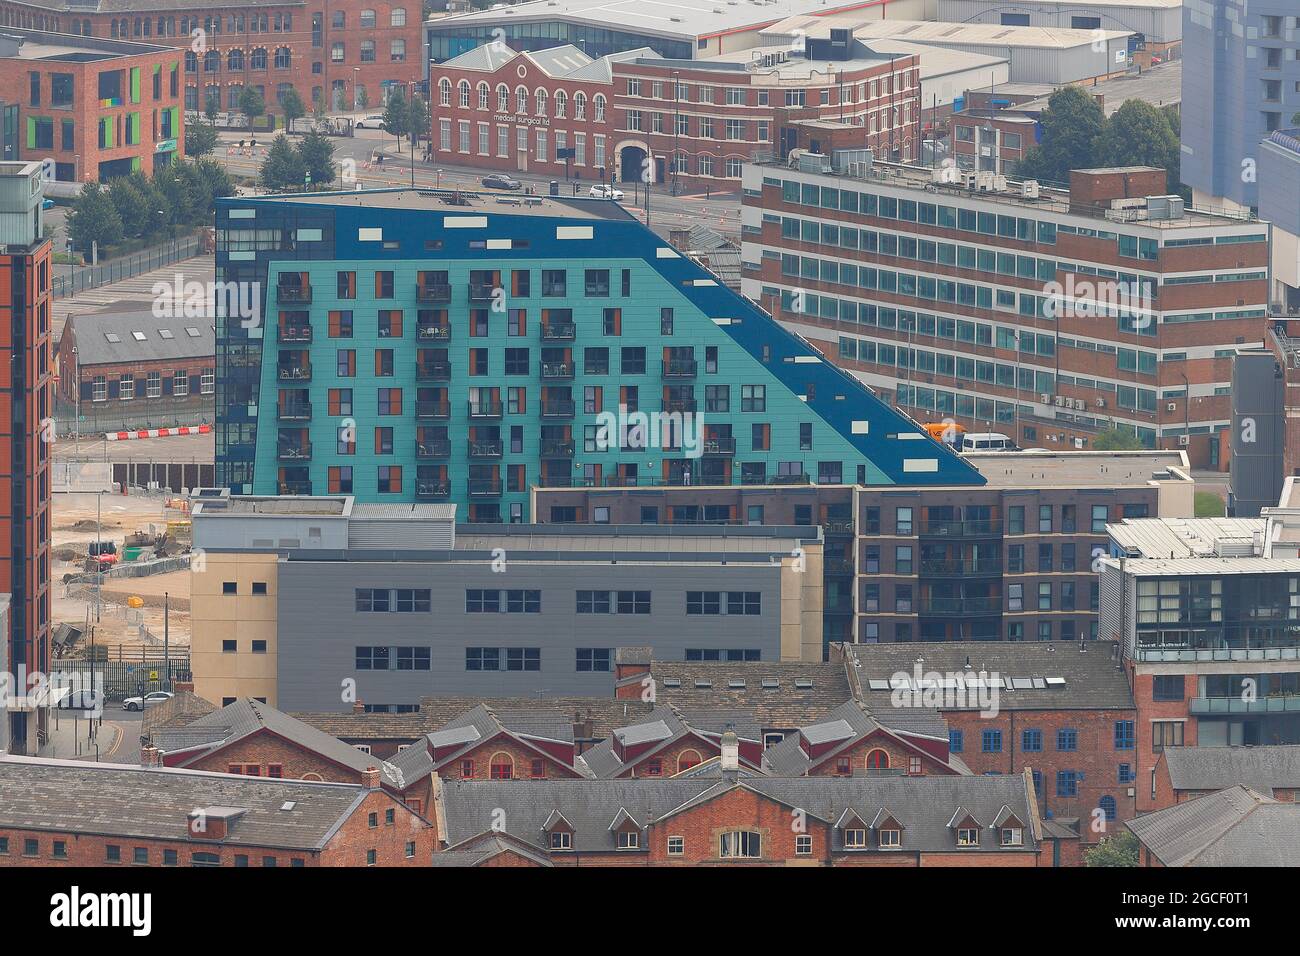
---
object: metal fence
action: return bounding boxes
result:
[55,649,191,700]
[52,235,204,298]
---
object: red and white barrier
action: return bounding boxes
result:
[105,424,212,442]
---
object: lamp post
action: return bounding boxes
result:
[72,344,79,453]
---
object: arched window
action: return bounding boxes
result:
[496,84,509,111]
[477,82,489,109]
[250,47,267,71]
[534,87,547,115]
[438,77,451,107]
[554,89,567,118]
[865,749,889,770]
[593,93,606,122]
[302,772,323,781]
[184,50,197,74]
[359,8,376,28]
[227,85,243,109]
[274,46,291,70]
[227,48,244,71]
[489,753,514,779]
[515,86,528,113]
[391,7,407,27]
[573,91,586,119]
[203,50,219,72]
[677,749,701,773]
[1098,795,1117,822]
[458,80,470,108]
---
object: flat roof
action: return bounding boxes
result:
[0,28,175,60]
[430,0,872,43]
[763,15,1132,49]
[965,450,1190,489]
[1108,517,1265,559]
[239,187,633,222]
[1015,60,1182,117]
[1104,557,1300,577]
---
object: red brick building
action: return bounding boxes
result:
[0,29,183,185]
[576,706,766,778]
[0,754,434,867]
[0,162,52,757]
[1150,745,1300,809]
[430,37,919,192]
[0,0,422,119]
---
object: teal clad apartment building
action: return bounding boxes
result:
[214,188,983,520]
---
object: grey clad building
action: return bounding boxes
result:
[190,493,824,711]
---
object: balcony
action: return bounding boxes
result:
[277,403,312,421]
[417,322,451,341]
[468,439,503,459]
[663,358,698,378]
[416,400,451,419]
[278,480,312,495]
[277,442,312,461]
[662,399,697,414]
[540,399,576,418]
[1132,626,1300,663]
[417,360,452,382]
[824,556,854,576]
[278,324,312,343]
[416,283,452,304]
[1189,695,1300,715]
[823,519,855,538]
[919,597,1002,617]
[541,322,576,341]
[277,365,312,383]
[541,362,574,380]
[541,439,575,458]
[919,558,1004,578]
[825,596,854,615]
[917,519,1000,538]
[770,473,811,486]
[702,437,736,456]
[468,400,503,419]
[416,480,451,500]
[469,283,497,302]
[276,285,312,304]
[538,475,574,488]
[468,479,503,497]
[416,439,451,458]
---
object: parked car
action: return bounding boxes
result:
[589,184,624,200]
[354,115,386,130]
[481,174,522,191]
[121,690,173,712]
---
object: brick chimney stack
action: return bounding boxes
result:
[140,745,162,768]
[173,678,195,694]
[353,699,365,715]
[361,766,381,789]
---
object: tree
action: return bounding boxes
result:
[190,158,236,215]
[1085,831,1139,867]
[1091,427,1145,451]
[408,95,429,149]
[67,182,124,255]
[204,91,220,124]
[259,132,306,190]
[383,89,410,151]
[185,122,219,157]
[1015,86,1105,184]
[126,171,168,237]
[356,85,370,111]
[239,85,266,125]
[281,86,307,130]
[297,131,337,188]
[1093,100,1182,194]
[107,177,151,239]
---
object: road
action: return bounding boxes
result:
[55,431,214,464]
[211,129,742,241]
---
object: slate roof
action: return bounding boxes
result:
[438,774,1039,855]
[642,660,854,729]
[1126,787,1300,866]
[431,832,553,868]
[577,705,762,779]
[142,690,220,738]
[762,700,957,777]
[1162,746,1300,796]
[843,641,1135,712]
[63,308,215,367]
[150,698,403,786]
[0,755,372,851]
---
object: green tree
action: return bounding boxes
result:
[185,122,219,157]
[383,89,410,151]
[408,95,429,149]
[356,85,370,111]
[189,158,236,215]
[1015,86,1105,184]
[297,131,337,188]
[204,91,220,124]
[67,182,124,255]
[153,162,200,226]
[1093,100,1182,193]
[239,85,266,124]
[281,86,307,130]
[107,177,151,239]
[1085,831,1139,867]
[259,132,306,190]
[1091,427,1145,451]
[125,171,168,237]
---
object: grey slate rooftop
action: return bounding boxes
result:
[0,755,374,851]
[643,659,855,729]
[1126,787,1300,867]
[1162,746,1300,796]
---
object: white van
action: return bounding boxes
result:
[960,432,1014,452]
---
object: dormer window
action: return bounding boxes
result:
[719,831,761,859]
[644,758,662,776]
[1000,827,1023,847]
[844,828,867,849]
[617,830,639,850]
[957,828,979,847]
[879,828,900,848]
[549,831,572,851]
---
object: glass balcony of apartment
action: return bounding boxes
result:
[468,438,504,459]
[540,438,575,458]
[702,436,737,456]
[416,479,451,499]
[416,358,452,381]
[468,478,503,497]
[540,399,575,418]
[277,323,312,343]
[468,399,503,419]
[276,283,312,304]
[415,282,452,304]
[277,363,312,382]
[917,519,1001,538]
[919,596,1002,616]
[662,358,698,378]
[541,320,576,341]
[538,474,575,488]
[822,518,855,538]
[769,472,811,486]
[417,318,451,341]
[541,361,574,381]
[278,480,312,495]
[663,398,697,414]
[416,438,451,458]
[919,558,1004,578]
[1132,623,1300,662]
[1189,695,1300,715]
[416,400,451,419]
[824,556,855,576]
[277,440,312,461]
[277,402,312,421]
[468,282,497,302]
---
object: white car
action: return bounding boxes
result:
[122,691,174,712]
[354,115,386,130]
[589,184,624,200]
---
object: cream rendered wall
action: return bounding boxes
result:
[191,552,280,707]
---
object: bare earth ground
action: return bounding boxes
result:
[52,491,192,651]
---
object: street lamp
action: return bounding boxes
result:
[71,343,79,452]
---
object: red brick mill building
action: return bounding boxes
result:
[430,28,921,192]
[0,0,423,118]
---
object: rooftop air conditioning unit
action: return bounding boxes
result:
[1022,179,1040,199]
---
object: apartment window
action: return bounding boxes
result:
[668,836,684,856]
[1056,770,1079,797]
[1056,728,1078,752]
[895,507,912,535]
[1152,675,1184,701]
[1114,720,1135,751]
[1021,729,1042,752]
[1091,505,1108,533]
[719,831,761,859]
[1152,721,1184,751]
[465,647,500,671]
[982,730,1002,753]
[617,830,639,850]
[576,648,612,671]
[795,834,812,856]
[741,384,766,412]
[616,591,650,614]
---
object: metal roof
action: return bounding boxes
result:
[1108,517,1265,560]
[63,308,215,367]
